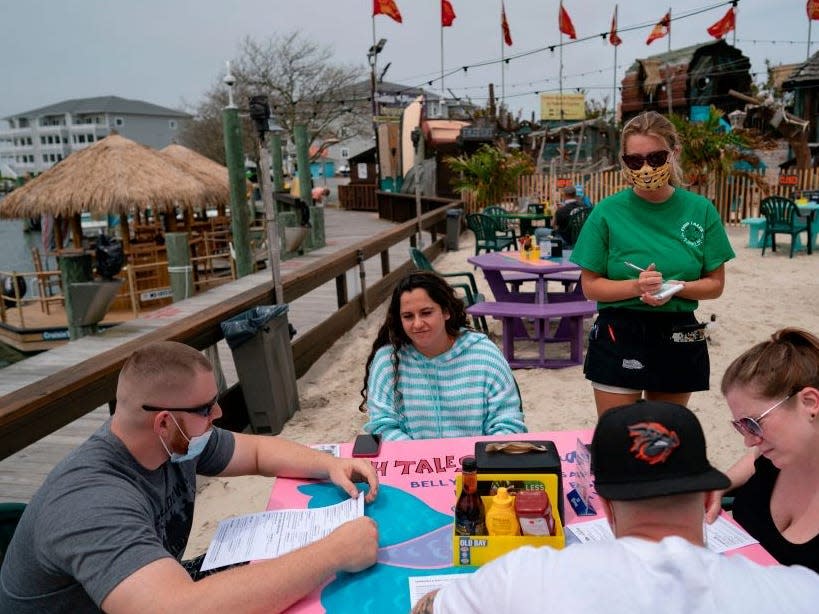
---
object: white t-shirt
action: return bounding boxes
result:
[434,536,819,614]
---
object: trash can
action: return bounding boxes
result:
[446,208,463,251]
[221,305,299,435]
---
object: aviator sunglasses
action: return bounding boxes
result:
[142,393,219,418]
[621,150,670,171]
[730,394,792,439]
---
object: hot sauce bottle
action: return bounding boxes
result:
[455,456,486,536]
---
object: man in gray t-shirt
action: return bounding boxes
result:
[0,341,379,613]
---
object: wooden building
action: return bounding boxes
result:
[621,40,752,121]
[338,147,378,210]
[783,51,819,144]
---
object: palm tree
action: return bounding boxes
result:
[446,144,534,211]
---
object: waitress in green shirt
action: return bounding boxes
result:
[570,111,735,417]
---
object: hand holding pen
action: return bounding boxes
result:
[624,261,684,302]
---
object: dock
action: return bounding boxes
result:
[0,207,430,503]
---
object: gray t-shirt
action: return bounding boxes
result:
[0,419,234,612]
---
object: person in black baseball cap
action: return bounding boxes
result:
[591,399,730,501]
[415,399,819,614]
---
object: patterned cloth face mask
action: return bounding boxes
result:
[622,150,672,191]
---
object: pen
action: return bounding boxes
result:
[624,261,645,273]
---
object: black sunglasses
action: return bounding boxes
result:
[142,394,219,418]
[621,150,670,171]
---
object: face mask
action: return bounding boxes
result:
[625,161,671,191]
[159,413,212,463]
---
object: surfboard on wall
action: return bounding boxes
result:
[400,95,424,178]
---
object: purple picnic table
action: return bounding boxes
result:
[467,252,596,368]
[467,251,582,304]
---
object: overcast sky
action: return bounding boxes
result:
[2,0,815,123]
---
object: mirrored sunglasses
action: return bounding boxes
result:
[621,150,670,171]
[730,395,791,439]
[142,394,219,418]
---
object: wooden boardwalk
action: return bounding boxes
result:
[0,208,426,503]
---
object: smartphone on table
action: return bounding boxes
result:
[352,433,382,457]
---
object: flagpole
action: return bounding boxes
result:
[559,33,564,127]
[667,7,672,52]
[501,1,506,105]
[441,17,445,99]
[809,18,813,61]
[732,6,737,46]
[612,41,618,121]
[612,4,618,120]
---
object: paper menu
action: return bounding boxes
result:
[565,515,758,554]
[200,495,364,571]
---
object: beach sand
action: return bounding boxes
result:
[185,224,819,557]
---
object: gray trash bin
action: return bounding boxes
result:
[446,208,463,251]
[221,305,299,435]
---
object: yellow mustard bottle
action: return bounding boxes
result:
[485,487,520,536]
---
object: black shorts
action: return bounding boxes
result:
[583,308,709,393]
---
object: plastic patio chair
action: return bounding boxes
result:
[760,196,809,258]
[465,213,516,256]
[409,248,488,333]
[482,205,518,244]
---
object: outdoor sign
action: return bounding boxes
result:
[140,288,173,302]
[555,177,574,188]
[540,93,585,121]
[779,174,798,186]
[461,125,497,141]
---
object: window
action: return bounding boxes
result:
[114,117,124,127]
[57,154,63,161]
[169,120,177,129]
[341,147,350,159]
[87,134,94,143]
[78,135,86,144]
[40,136,46,145]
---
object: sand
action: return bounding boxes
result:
[185,224,819,557]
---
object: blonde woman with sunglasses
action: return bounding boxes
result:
[705,328,819,572]
[570,111,734,417]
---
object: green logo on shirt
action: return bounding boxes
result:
[680,221,704,247]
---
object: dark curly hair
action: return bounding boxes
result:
[359,271,470,412]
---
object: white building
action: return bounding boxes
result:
[0,96,191,174]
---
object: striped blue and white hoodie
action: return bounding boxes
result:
[364,330,527,440]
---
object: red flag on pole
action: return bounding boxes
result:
[373,0,402,23]
[808,0,819,19]
[609,5,622,46]
[559,2,577,40]
[646,11,671,45]
[442,0,456,27]
[707,7,736,39]
[501,1,513,46]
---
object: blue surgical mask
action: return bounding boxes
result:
[159,413,213,463]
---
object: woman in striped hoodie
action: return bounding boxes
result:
[361,271,526,440]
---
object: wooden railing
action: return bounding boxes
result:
[339,183,377,211]
[0,205,455,459]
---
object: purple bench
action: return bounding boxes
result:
[467,300,597,369]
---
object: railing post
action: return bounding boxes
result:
[357,249,368,316]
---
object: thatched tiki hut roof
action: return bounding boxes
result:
[160,144,232,218]
[0,134,228,221]
[160,144,230,186]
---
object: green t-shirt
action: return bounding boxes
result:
[569,187,735,312]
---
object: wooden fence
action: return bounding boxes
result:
[461,167,819,224]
